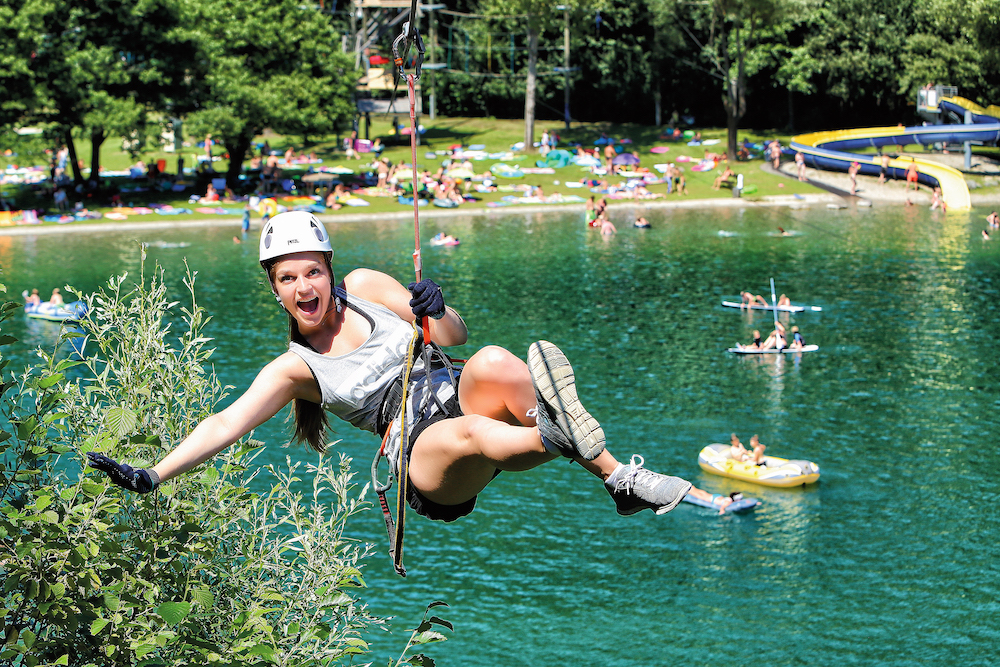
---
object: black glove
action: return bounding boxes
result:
[85,452,160,494]
[407,279,447,320]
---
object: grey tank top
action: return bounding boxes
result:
[288,287,416,434]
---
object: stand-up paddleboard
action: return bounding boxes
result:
[721,301,823,312]
[682,493,760,513]
[728,344,818,354]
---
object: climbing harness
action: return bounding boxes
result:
[372,324,420,577]
[370,330,465,577]
[372,1,460,577]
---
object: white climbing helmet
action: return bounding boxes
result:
[259,211,332,264]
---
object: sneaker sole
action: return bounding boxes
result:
[615,480,692,516]
[528,341,605,460]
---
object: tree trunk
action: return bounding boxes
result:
[524,26,538,150]
[226,130,254,189]
[654,89,662,127]
[726,105,740,160]
[787,88,795,132]
[718,24,744,161]
[65,129,83,185]
[90,128,105,180]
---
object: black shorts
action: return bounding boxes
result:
[403,394,500,523]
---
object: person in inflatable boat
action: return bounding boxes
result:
[87,212,691,524]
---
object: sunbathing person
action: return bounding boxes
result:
[740,291,770,309]
[736,329,765,351]
[198,184,220,204]
[777,294,791,308]
[712,165,735,190]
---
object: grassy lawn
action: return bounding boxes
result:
[3,115,995,229]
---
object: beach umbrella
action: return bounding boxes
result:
[612,153,641,166]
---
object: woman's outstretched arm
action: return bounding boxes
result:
[151,352,315,483]
[87,352,317,492]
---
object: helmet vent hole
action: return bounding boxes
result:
[310,221,326,242]
[263,226,273,249]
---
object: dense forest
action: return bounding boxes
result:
[2,0,998,176]
[384,0,1000,131]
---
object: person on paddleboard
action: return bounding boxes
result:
[761,321,786,350]
[736,329,766,352]
[86,212,691,530]
[789,325,806,351]
[740,291,769,309]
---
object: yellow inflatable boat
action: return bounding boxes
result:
[698,443,820,487]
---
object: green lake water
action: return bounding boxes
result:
[2,202,998,665]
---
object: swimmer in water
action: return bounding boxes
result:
[685,488,746,515]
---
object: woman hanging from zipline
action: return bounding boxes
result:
[88,212,691,543]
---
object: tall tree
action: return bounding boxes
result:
[973,0,1000,103]
[678,0,793,159]
[184,0,356,186]
[645,0,684,126]
[0,0,37,129]
[10,0,198,182]
[481,0,594,148]
[898,0,985,101]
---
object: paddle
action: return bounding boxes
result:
[770,277,783,350]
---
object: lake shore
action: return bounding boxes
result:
[0,192,841,236]
[3,165,998,237]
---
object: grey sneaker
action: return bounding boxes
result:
[528,340,606,460]
[607,455,692,515]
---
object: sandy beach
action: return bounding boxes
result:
[775,151,1000,207]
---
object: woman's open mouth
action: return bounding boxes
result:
[298,297,320,314]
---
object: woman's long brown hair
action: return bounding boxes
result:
[264,254,333,453]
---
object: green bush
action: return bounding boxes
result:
[0,252,455,666]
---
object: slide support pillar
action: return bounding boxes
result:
[965,110,972,170]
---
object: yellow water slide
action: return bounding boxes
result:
[792,127,973,210]
[938,96,1000,120]
[791,96,1000,211]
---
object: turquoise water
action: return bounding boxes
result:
[2,202,999,665]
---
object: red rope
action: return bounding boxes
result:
[407,73,431,344]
